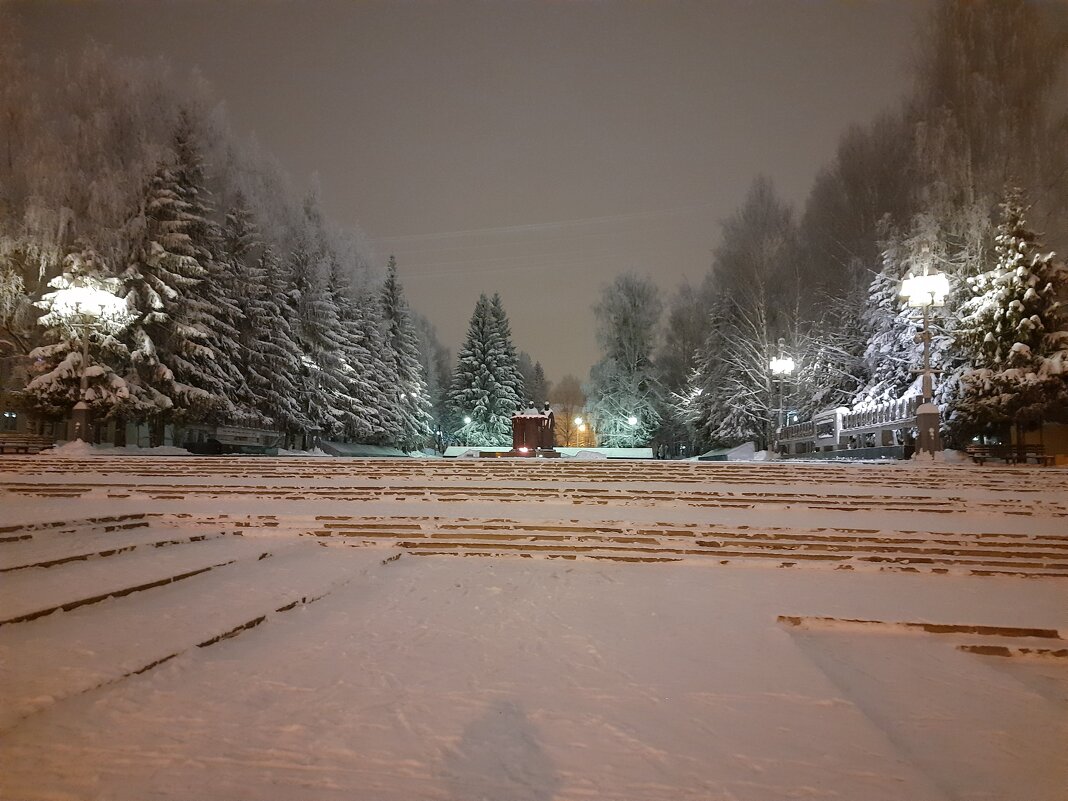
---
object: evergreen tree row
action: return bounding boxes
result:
[22,120,433,450]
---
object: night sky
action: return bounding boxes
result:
[14,0,928,380]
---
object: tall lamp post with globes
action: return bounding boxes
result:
[900,252,950,459]
[769,338,796,456]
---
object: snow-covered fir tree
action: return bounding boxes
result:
[488,293,525,404]
[25,248,146,423]
[412,312,453,439]
[530,362,550,405]
[170,114,251,421]
[379,256,432,451]
[223,197,306,434]
[330,258,392,442]
[448,293,523,446]
[954,190,1068,437]
[586,274,661,447]
[285,237,350,438]
[855,231,919,406]
[122,154,231,435]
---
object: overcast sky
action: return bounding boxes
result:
[14,0,927,382]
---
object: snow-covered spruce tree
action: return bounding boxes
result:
[379,256,432,450]
[286,238,350,438]
[954,190,1068,438]
[223,198,306,433]
[412,312,453,438]
[170,113,251,421]
[855,231,919,406]
[448,293,523,446]
[586,273,661,447]
[330,258,393,443]
[122,157,232,439]
[530,362,550,405]
[25,248,148,424]
[488,293,525,404]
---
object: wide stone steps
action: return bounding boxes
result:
[2,479,1063,517]
[306,516,1068,578]
[0,539,358,730]
[0,518,220,572]
[2,455,1067,495]
[0,534,269,626]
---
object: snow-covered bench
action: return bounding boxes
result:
[966,444,1054,466]
[0,434,54,454]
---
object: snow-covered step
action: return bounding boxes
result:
[390,535,1068,576]
[0,523,219,572]
[307,517,1068,573]
[0,539,365,729]
[0,535,272,626]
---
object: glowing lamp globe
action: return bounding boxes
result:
[769,356,795,376]
[901,271,949,308]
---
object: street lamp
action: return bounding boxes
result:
[900,253,949,459]
[626,415,638,427]
[769,338,795,456]
[463,416,472,426]
[39,271,132,442]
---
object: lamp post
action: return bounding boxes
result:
[769,338,796,456]
[900,255,949,459]
[43,277,132,443]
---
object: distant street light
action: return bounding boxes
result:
[574,416,583,426]
[41,272,132,442]
[901,251,949,459]
[769,337,796,456]
[626,415,638,427]
[463,416,472,426]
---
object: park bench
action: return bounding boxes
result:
[0,433,55,454]
[965,444,1055,466]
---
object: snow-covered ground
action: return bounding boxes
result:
[1,457,1066,800]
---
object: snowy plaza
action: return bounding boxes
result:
[1,455,1066,801]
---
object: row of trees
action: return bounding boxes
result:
[583,0,1068,451]
[0,33,445,450]
[0,25,561,451]
[4,1,1065,455]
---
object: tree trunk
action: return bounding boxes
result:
[150,416,165,448]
